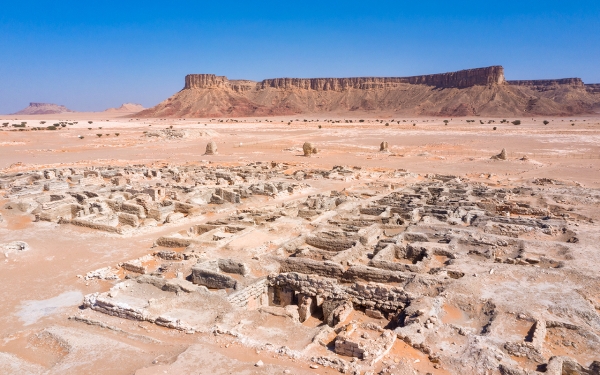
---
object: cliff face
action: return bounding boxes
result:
[586,84,600,94]
[184,74,230,89]
[136,66,600,118]
[508,78,584,91]
[184,66,505,92]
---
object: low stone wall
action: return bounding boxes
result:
[39,203,81,222]
[277,257,345,279]
[156,236,192,247]
[228,278,269,309]
[66,218,122,234]
[118,212,139,227]
[121,202,146,218]
[305,236,357,252]
[343,265,409,284]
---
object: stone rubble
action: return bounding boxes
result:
[3,163,600,374]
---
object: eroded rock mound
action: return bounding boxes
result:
[205,141,218,155]
[492,148,507,160]
[12,102,74,115]
[303,142,317,157]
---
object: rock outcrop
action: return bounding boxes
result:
[492,148,507,160]
[205,141,217,155]
[11,102,74,115]
[104,103,145,113]
[135,66,600,118]
[303,142,315,157]
[586,84,600,94]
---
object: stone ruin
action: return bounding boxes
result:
[2,163,599,374]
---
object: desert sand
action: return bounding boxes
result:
[1,114,600,375]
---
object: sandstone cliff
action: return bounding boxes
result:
[12,102,74,115]
[136,66,600,118]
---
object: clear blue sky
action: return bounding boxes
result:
[1,1,599,114]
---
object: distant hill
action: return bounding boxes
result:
[104,103,145,113]
[135,66,600,118]
[12,102,74,115]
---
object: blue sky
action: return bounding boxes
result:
[1,1,599,113]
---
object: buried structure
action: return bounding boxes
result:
[1,162,600,374]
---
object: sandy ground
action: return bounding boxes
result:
[1,115,599,374]
[2,114,600,186]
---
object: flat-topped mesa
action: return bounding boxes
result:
[11,102,74,115]
[508,78,585,89]
[258,66,505,90]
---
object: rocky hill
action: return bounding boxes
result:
[135,66,600,118]
[11,102,74,115]
[104,103,145,113]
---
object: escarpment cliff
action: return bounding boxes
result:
[136,66,600,118]
[508,78,585,91]
[258,66,505,90]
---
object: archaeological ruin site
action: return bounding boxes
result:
[1,65,600,375]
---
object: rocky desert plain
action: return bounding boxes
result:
[1,66,600,375]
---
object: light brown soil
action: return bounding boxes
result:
[1,115,600,374]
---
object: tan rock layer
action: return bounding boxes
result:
[184,66,505,91]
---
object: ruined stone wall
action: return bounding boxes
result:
[277,257,345,279]
[227,278,269,309]
[270,272,410,313]
[66,218,123,234]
